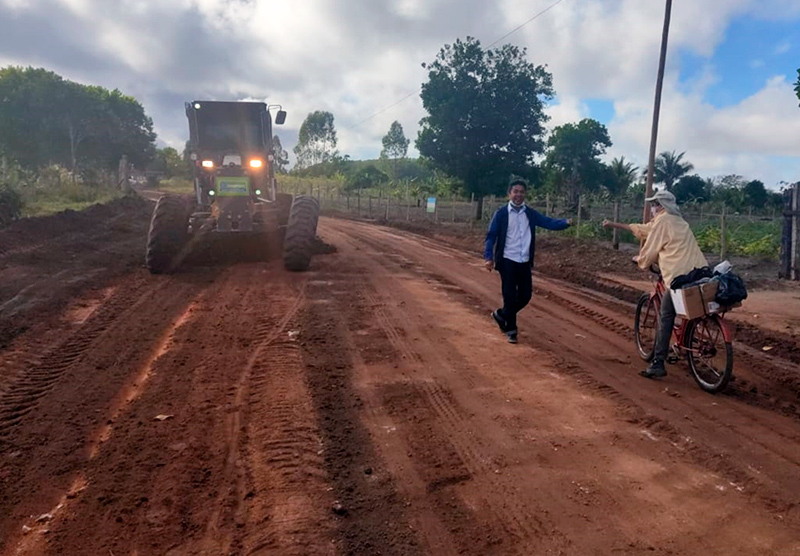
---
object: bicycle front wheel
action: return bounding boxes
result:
[686,316,733,393]
[634,293,659,361]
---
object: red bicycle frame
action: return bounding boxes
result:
[647,277,734,351]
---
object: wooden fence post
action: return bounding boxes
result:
[576,195,582,239]
[118,155,131,193]
[545,193,551,216]
[720,203,727,260]
[612,201,620,250]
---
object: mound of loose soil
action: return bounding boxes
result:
[0,195,154,346]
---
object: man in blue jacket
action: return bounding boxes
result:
[484,179,572,343]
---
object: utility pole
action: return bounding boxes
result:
[643,0,673,224]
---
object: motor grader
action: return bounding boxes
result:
[145,100,319,273]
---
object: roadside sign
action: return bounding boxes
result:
[427,197,436,213]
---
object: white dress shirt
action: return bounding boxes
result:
[503,203,531,263]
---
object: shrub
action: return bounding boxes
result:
[0,182,23,226]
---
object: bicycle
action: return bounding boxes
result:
[633,265,734,393]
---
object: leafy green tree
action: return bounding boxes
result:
[293,111,338,169]
[651,150,693,191]
[742,179,768,208]
[605,156,638,199]
[709,174,748,210]
[544,118,612,210]
[416,37,553,217]
[795,68,800,106]
[272,135,289,173]
[345,164,388,191]
[672,174,708,204]
[154,147,188,179]
[380,121,410,183]
[99,88,156,170]
[0,67,155,173]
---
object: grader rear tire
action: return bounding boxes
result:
[283,195,319,272]
[146,196,190,274]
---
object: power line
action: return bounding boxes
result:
[350,0,568,129]
[487,0,567,48]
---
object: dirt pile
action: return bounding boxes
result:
[0,195,154,346]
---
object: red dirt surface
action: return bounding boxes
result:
[1,205,799,555]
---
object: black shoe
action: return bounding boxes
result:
[639,365,667,379]
[507,330,518,344]
[491,310,508,332]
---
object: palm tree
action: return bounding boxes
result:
[651,150,694,191]
[606,156,638,199]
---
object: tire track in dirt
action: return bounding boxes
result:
[0,270,210,554]
[241,338,334,555]
[323,218,800,538]
[200,281,313,554]
[324,227,571,554]
[0,277,163,438]
[299,271,423,556]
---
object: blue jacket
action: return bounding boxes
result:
[484,205,570,267]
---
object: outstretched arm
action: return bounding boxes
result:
[533,211,571,231]
[602,220,633,233]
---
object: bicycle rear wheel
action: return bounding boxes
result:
[634,293,659,361]
[686,316,733,393]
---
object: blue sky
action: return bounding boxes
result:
[676,17,798,110]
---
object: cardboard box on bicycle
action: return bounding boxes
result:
[670,280,719,319]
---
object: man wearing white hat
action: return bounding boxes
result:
[604,190,707,378]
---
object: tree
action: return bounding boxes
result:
[652,150,693,191]
[672,174,708,204]
[272,135,289,173]
[416,37,554,217]
[743,179,768,208]
[709,174,747,210]
[154,147,188,179]
[345,164,388,192]
[380,121,410,182]
[544,118,612,210]
[605,156,638,199]
[0,67,156,174]
[795,68,799,106]
[293,111,337,169]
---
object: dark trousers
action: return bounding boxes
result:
[497,258,533,332]
[653,292,676,367]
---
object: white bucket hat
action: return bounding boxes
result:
[645,189,681,216]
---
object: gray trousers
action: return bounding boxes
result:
[653,292,677,368]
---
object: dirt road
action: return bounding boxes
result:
[1,211,799,555]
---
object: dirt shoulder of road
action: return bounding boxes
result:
[0,195,155,349]
[332,214,800,365]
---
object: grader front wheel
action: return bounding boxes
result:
[282,196,319,271]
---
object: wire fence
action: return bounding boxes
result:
[293,187,783,262]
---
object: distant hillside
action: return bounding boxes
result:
[291,157,435,181]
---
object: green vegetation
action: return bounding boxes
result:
[0,67,155,173]
[417,37,553,202]
[156,178,194,195]
[0,66,157,222]
[694,220,781,260]
[543,118,612,209]
[0,164,123,218]
[293,111,338,170]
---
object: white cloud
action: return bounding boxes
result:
[774,39,792,55]
[0,0,798,184]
